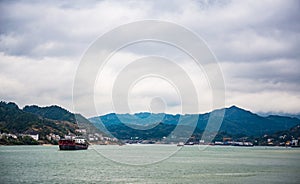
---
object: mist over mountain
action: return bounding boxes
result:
[258,112,300,120]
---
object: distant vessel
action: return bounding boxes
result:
[58,137,88,150]
[177,142,184,146]
[212,141,254,147]
[232,141,254,147]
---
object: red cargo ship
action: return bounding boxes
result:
[58,137,88,150]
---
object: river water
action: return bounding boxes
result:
[1,145,299,183]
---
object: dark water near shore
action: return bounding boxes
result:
[1,145,300,183]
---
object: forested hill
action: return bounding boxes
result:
[23,105,76,123]
[0,101,78,144]
[89,106,300,140]
[0,101,117,145]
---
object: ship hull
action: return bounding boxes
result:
[59,144,88,150]
[58,139,88,150]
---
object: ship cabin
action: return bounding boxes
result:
[74,137,86,144]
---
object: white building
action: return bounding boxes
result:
[292,139,298,146]
[29,134,39,141]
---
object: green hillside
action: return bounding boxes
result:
[0,101,78,144]
[0,101,118,145]
[89,106,300,141]
[23,105,76,123]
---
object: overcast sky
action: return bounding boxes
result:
[0,0,299,117]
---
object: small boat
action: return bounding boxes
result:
[232,141,254,147]
[185,142,194,145]
[177,142,184,146]
[58,137,88,150]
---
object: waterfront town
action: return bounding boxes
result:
[0,129,118,145]
[1,125,300,147]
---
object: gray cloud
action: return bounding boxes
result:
[0,0,299,115]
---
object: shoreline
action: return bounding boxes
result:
[1,144,299,149]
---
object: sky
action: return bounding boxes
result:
[0,0,300,117]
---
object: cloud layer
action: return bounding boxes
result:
[0,0,299,116]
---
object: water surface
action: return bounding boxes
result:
[1,145,299,183]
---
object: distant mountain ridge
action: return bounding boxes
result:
[258,112,300,120]
[89,106,300,140]
[1,101,299,145]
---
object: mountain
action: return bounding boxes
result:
[0,101,118,145]
[258,112,300,120]
[23,105,76,123]
[2,101,299,145]
[23,105,95,135]
[256,124,300,146]
[0,101,77,144]
[217,106,300,135]
[265,115,300,128]
[89,106,300,141]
